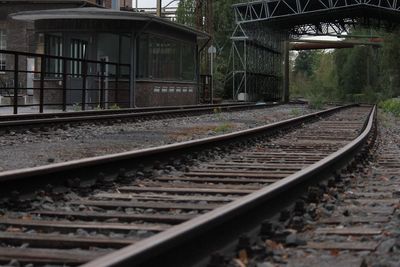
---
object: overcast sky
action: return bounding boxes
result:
[134,0,179,8]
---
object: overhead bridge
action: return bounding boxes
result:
[233,0,400,24]
[229,0,400,104]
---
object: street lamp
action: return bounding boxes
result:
[208,45,216,104]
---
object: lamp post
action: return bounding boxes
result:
[156,0,162,16]
[208,45,216,104]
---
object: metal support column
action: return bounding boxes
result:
[100,60,105,109]
[13,54,19,114]
[81,60,87,110]
[62,59,67,111]
[129,32,136,108]
[39,55,45,113]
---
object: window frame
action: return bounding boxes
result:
[0,29,7,73]
[70,38,88,77]
[44,34,63,78]
[137,33,196,82]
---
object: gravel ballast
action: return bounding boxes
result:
[0,104,318,172]
[214,110,400,267]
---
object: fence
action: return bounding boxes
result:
[0,49,131,114]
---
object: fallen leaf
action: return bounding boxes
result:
[379,176,389,181]
[21,215,32,221]
[238,249,248,265]
[330,249,340,256]
[265,239,284,250]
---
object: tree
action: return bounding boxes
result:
[176,0,237,98]
[176,0,195,27]
[293,51,320,77]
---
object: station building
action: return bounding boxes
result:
[2,4,207,109]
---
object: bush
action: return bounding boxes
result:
[379,98,400,116]
[308,94,325,109]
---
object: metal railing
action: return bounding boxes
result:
[0,49,131,114]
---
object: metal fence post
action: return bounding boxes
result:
[115,63,119,106]
[13,54,19,114]
[62,58,67,111]
[100,60,105,109]
[81,60,87,111]
[40,55,45,113]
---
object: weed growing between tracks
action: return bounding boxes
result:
[214,122,234,133]
[290,108,302,117]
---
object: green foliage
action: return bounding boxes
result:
[176,0,195,27]
[379,98,400,117]
[305,82,327,109]
[289,108,301,116]
[214,122,233,133]
[72,103,81,111]
[213,107,222,113]
[307,94,325,110]
[293,51,320,77]
[291,28,400,105]
[109,103,121,110]
[176,0,236,98]
[94,105,103,111]
[290,50,333,108]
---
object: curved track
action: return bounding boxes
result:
[0,105,376,267]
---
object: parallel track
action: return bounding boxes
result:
[0,103,265,129]
[0,105,376,267]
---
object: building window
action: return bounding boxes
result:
[137,34,196,81]
[44,34,63,77]
[0,30,6,71]
[181,43,196,81]
[96,0,105,7]
[70,39,87,77]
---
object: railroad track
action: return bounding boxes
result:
[0,102,266,130]
[0,105,375,267]
[210,108,399,267]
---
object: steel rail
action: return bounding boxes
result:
[0,103,254,122]
[0,103,267,128]
[79,105,376,267]
[0,105,352,184]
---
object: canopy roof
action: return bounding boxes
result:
[11,7,210,39]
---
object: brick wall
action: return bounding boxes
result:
[31,79,199,108]
[103,0,132,9]
[120,0,132,8]
[33,79,63,107]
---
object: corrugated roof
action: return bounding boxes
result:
[10,7,210,39]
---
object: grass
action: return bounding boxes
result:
[110,104,121,110]
[307,93,325,109]
[72,103,81,112]
[213,107,223,120]
[290,108,302,117]
[379,98,400,117]
[214,122,233,133]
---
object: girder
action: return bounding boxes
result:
[230,0,400,103]
[234,0,400,25]
[229,24,284,102]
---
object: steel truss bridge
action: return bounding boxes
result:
[229,0,400,102]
